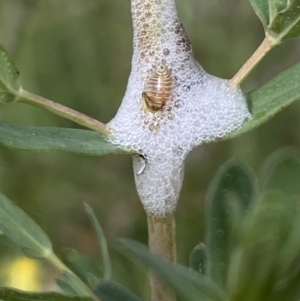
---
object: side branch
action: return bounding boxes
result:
[228,36,275,87]
[147,214,177,301]
[17,89,111,136]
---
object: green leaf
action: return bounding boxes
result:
[227,61,300,138]
[0,45,21,103]
[0,121,134,155]
[0,192,52,259]
[189,242,207,274]
[205,161,255,289]
[249,0,270,27]
[84,203,111,280]
[258,148,300,195]
[228,190,293,301]
[258,148,300,283]
[94,280,145,301]
[269,0,300,41]
[0,287,93,301]
[62,248,102,286]
[119,239,226,301]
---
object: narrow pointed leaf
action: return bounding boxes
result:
[62,248,102,286]
[0,287,93,301]
[205,161,255,289]
[84,203,111,280]
[227,62,300,138]
[0,45,21,103]
[0,192,52,259]
[94,280,145,301]
[119,238,226,301]
[0,121,134,155]
[189,242,207,274]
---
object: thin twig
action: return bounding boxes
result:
[147,214,177,301]
[228,35,276,87]
[17,89,111,136]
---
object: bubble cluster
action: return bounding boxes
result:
[108,0,251,216]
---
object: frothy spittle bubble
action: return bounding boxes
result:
[108,0,251,216]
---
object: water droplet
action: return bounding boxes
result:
[136,155,147,175]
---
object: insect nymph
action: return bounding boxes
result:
[142,65,173,113]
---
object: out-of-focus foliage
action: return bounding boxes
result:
[0,0,299,297]
[0,190,145,301]
[121,153,300,301]
[0,148,300,301]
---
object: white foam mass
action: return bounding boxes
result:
[108,0,251,216]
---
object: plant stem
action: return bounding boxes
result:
[48,253,96,298]
[17,89,111,136]
[147,213,177,301]
[228,35,276,87]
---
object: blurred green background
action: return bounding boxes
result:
[0,0,299,296]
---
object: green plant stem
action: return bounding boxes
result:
[48,253,96,298]
[17,89,111,136]
[228,35,276,87]
[147,213,177,301]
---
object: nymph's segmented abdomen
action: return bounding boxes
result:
[142,65,173,112]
